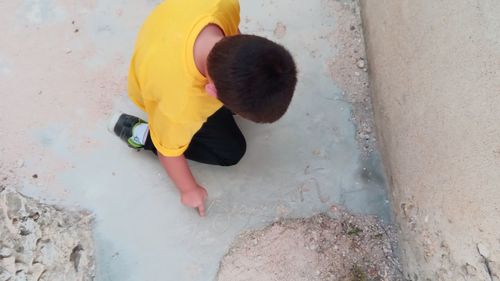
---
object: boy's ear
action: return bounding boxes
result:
[205,83,218,98]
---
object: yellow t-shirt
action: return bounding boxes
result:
[128,0,240,156]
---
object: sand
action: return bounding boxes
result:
[326,0,376,156]
[217,206,404,281]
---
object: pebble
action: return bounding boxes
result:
[16,160,24,168]
[356,59,365,69]
[0,247,12,258]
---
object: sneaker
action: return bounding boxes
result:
[108,112,149,149]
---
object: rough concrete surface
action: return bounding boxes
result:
[217,206,403,281]
[360,0,500,280]
[0,186,94,281]
[1,0,393,280]
[326,0,376,156]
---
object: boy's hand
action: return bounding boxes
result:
[158,154,208,216]
[181,185,208,216]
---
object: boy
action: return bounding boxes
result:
[109,0,297,216]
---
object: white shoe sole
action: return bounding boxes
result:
[107,111,123,134]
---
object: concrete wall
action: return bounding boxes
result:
[359,1,500,280]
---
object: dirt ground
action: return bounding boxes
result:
[217,206,404,281]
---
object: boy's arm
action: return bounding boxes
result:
[158,153,207,216]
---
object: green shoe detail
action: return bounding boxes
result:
[127,136,144,149]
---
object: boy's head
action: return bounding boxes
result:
[206,35,297,123]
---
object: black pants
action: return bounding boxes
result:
[144,107,246,166]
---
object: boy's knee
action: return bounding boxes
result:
[220,137,246,166]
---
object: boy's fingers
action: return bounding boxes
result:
[198,204,206,217]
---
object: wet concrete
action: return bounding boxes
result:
[1,1,390,280]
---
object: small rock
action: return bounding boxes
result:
[354,71,360,76]
[356,59,365,69]
[307,243,318,251]
[6,193,24,218]
[0,248,12,258]
[16,160,24,168]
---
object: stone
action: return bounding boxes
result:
[0,188,95,281]
[5,193,24,218]
[356,59,365,69]
[0,248,12,258]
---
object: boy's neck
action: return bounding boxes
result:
[194,24,225,77]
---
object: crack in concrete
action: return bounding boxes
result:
[477,244,494,281]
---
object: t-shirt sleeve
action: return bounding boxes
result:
[214,0,240,36]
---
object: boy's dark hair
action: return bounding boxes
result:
[207,35,297,123]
